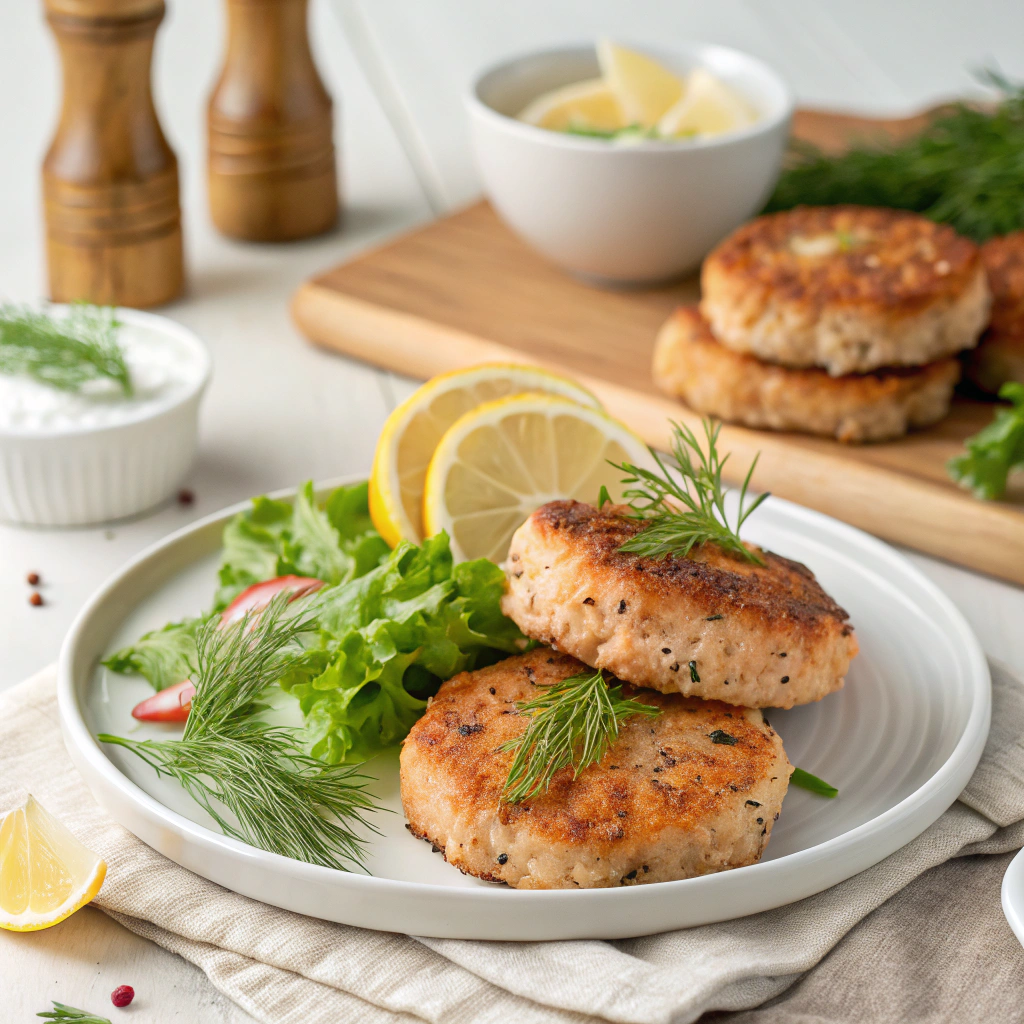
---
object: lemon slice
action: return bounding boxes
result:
[422,394,653,563]
[370,365,601,548]
[597,40,684,127]
[518,77,625,132]
[658,68,756,138]
[0,795,106,932]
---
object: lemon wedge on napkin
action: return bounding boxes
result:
[422,393,652,563]
[370,365,600,548]
[597,39,684,126]
[0,794,106,931]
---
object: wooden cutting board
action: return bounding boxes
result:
[291,108,1024,586]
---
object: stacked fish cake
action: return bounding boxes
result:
[655,206,991,442]
[401,497,857,890]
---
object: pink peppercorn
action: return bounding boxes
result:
[111,985,134,1008]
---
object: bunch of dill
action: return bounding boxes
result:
[765,70,1024,242]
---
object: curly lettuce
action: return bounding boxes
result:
[287,534,523,763]
[103,480,524,764]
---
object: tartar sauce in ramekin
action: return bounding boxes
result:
[0,316,207,435]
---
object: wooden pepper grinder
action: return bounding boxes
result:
[207,0,339,241]
[42,0,184,308]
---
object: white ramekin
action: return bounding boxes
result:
[466,43,794,285]
[0,308,211,527]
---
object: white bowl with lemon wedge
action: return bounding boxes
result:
[467,41,793,285]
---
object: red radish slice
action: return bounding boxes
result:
[220,575,324,625]
[131,679,196,722]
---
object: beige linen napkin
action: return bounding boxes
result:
[3,663,1023,1024]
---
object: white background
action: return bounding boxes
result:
[2,1,1024,1019]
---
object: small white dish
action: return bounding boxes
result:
[0,306,210,527]
[466,43,793,285]
[1002,847,1024,947]
[58,479,990,940]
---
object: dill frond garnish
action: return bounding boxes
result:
[610,419,768,565]
[36,1002,111,1023]
[499,668,661,804]
[766,69,1024,242]
[98,594,381,870]
[0,304,132,396]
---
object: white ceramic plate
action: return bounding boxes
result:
[58,480,990,940]
[1002,848,1024,948]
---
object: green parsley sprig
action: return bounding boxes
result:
[500,668,661,804]
[609,419,768,565]
[766,68,1024,242]
[36,1003,111,1024]
[0,304,132,396]
[99,594,381,870]
[948,382,1024,500]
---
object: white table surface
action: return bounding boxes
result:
[2,1,1023,1020]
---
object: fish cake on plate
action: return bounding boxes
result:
[502,501,857,709]
[963,231,1024,393]
[400,649,792,889]
[701,206,989,376]
[653,306,960,443]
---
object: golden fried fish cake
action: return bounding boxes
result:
[400,649,792,889]
[654,306,960,442]
[964,231,1024,393]
[501,501,857,709]
[701,206,989,376]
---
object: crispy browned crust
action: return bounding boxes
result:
[703,206,981,313]
[400,649,791,889]
[654,306,960,442]
[501,501,858,708]
[964,232,1024,392]
[700,206,989,375]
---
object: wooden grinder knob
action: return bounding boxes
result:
[42,0,184,308]
[207,0,339,242]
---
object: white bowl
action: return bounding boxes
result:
[466,43,793,285]
[0,307,210,527]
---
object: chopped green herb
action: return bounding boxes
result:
[0,304,131,396]
[500,668,661,803]
[610,419,768,565]
[947,382,1024,499]
[688,660,700,683]
[706,614,724,621]
[791,766,839,798]
[708,729,737,745]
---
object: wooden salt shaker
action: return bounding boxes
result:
[207,0,339,241]
[42,0,184,308]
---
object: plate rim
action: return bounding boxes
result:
[57,476,992,938]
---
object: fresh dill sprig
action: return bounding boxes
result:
[947,382,1024,500]
[0,304,132,396]
[610,419,768,565]
[99,594,381,871]
[36,1003,111,1024]
[499,668,661,804]
[766,68,1024,242]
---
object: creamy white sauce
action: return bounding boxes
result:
[0,317,206,435]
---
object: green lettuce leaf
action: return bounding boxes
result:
[286,534,523,763]
[214,481,389,608]
[102,617,204,691]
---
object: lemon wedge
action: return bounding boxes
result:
[518,77,625,132]
[422,393,653,563]
[370,365,602,548]
[0,795,106,932]
[597,40,684,126]
[658,68,756,138]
